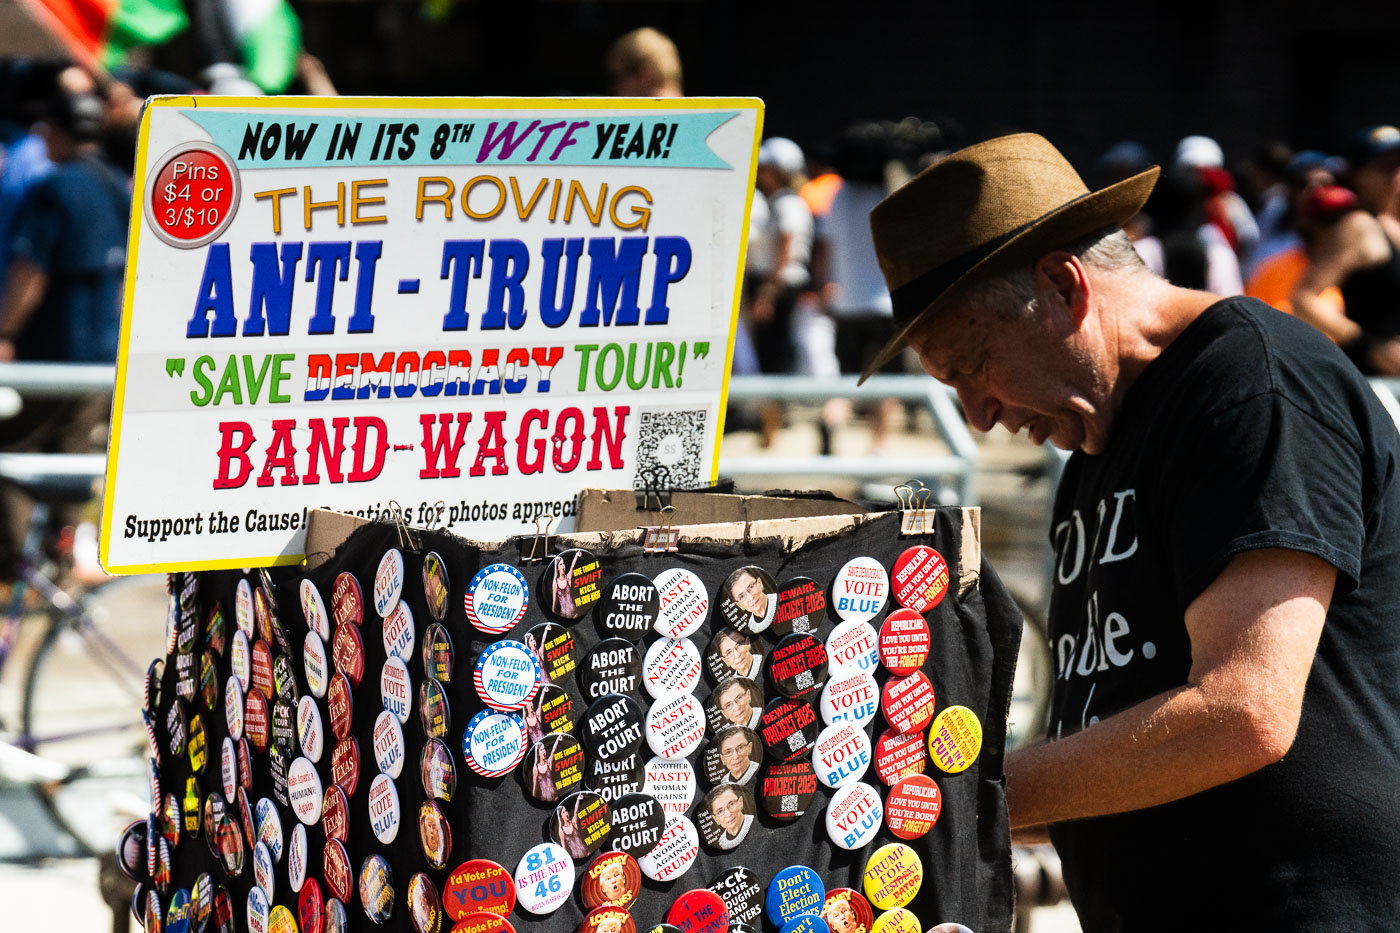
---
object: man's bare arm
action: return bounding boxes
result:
[1005,547,1332,828]
[0,258,47,361]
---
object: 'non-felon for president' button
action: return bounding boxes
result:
[463,709,527,778]
[464,563,529,635]
[474,641,542,712]
[890,545,949,614]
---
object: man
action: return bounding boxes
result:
[866,133,1400,929]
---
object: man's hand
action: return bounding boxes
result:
[1006,548,1333,828]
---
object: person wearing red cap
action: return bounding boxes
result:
[868,133,1400,930]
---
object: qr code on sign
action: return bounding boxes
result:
[635,408,707,490]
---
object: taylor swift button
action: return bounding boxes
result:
[253,841,275,900]
[323,897,348,933]
[254,796,283,861]
[423,622,455,682]
[168,697,189,757]
[706,677,763,732]
[359,853,395,924]
[331,736,360,797]
[830,557,889,624]
[604,792,665,859]
[474,640,542,712]
[704,725,762,784]
[820,671,879,728]
[323,784,349,841]
[582,851,641,910]
[881,672,936,735]
[383,600,416,663]
[332,572,363,628]
[235,579,255,637]
[769,633,829,700]
[230,631,251,693]
[582,639,642,701]
[878,610,930,677]
[705,629,762,683]
[825,781,884,849]
[199,650,220,710]
[759,758,818,819]
[422,551,451,623]
[408,872,443,933]
[301,579,330,641]
[891,545,949,614]
[873,730,926,784]
[781,915,830,933]
[643,636,702,699]
[271,699,297,757]
[445,858,515,920]
[382,655,413,724]
[813,722,872,789]
[298,878,322,933]
[331,622,365,687]
[862,843,922,909]
[637,815,699,882]
[327,672,354,741]
[598,573,659,641]
[765,866,824,927]
[525,683,577,744]
[526,622,578,685]
[304,631,329,698]
[709,866,763,927]
[718,565,778,634]
[368,773,401,843]
[580,906,635,933]
[513,843,573,915]
[667,889,728,933]
[247,886,270,933]
[464,563,529,635]
[288,756,324,824]
[550,790,612,859]
[323,839,353,904]
[581,694,646,761]
[419,800,452,870]
[821,889,873,933]
[645,693,705,760]
[653,568,709,638]
[463,709,527,778]
[542,548,603,620]
[758,697,819,761]
[523,733,584,802]
[824,620,880,676]
[697,783,755,850]
[587,752,644,803]
[885,774,941,840]
[772,576,826,637]
[421,678,451,738]
[928,706,982,773]
[269,748,290,805]
[373,709,406,778]
[297,696,325,762]
[374,548,405,618]
[253,586,274,645]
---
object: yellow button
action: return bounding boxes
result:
[928,706,982,774]
[862,843,923,910]
[870,907,921,933]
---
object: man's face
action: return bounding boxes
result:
[719,733,752,777]
[600,863,626,899]
[731,572,767,617]
[711,788,744,834]
[826,900,856,933]
[719,684,753,724]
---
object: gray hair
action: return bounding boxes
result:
[958,226,1150,319]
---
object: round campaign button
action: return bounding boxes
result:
[542,548,603,621]
[422,736,458,801]
[759,758,818,819]
[643,925,682,933]
[643,636,702,699]
[550,790,612,859]
[205,605,227,656]
[765,866,825,928]
[598,573,659,641]
[225,677,245,741]
[421,677,452,738]
[526,622,578,685]
[582,851,640,910]
[301,579,330,641]
[885,774,942,840]
[605,792,665,859]
[422,551,452,623]
[423,622,455,683]
[696,783,756,851]
[324,897,348,933]
[463,709,527,778]
[781,915,829,933]
[637,814,699,882]
[215,814,244,876]
[298,878,322,933]
[331,736,360,797]
[873,730,926,785]
[271,699,297,758]
[269,747,290,805]
[382,656,414,724]
[117,820,147,881]
[248,885,271,933]
[881,673,936,735]
[825,781,884,850]
[878,610,931,677]
[821,889,874,933]
[191,874,213,928]
[374,548,405,618]
[825,620,880,677]
[524,733,584,802]
[928,706,982,774]
[769,633,829,700]
[176,648,197,704]
[408,872,443,933]
[758,697,820,761]
[368,773,401,843]
[831,557,889,624]
[474,641,542,711]
[200,650,220,710]
[254,796,284,861]
[580,906,636,933]
[709,866,763,927]
[304,631,329,698]
[813,722,872,789]
[230,630,251,694]
[891,546,949,613]
[653,568,709,638]
[383,600,417,663]
[525,683,577,744]
[820,671,879,729]
[360,853,395,924]
[288,756,324,825]
[445,858,515,919]
[145,658,164,713]
[862,843,922,909]
[235,579,255,637]
[373,709,407,778]
[323,784,349,841]
[323,839,353,904]
[667,889,728,933]
[643,756,696,817]
[707,677,764,732]
[297,696,325,762]
[236,738,252,789]
[160,793,180,849]
[332,572,364,628]
[167,698,190,758]
[328,672,354,741]
[705,629,763,683]
[331,623,365,687]
[253,590,275,649]
[577,646,641,710]
[452,913,516,933]
[274,652,299,702]
[287,823,307,892]
[581,694,646,762]
[512,843,572,916]
[464,563,529,635]
[645,693,706,760]
[704,725,763,785]
[718,565,778,634]
[419,800,453,870]
[869,909,919,933]
[188,712,208,771]
[773,576,827,637]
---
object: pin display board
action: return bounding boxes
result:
[138,508,1018,933]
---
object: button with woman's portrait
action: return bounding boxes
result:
[418,801,452,870]
[821,889,873,933]
[705,629,763,683]
[696,783,756,851]
[705,677,764,733]
[419,677,451,739]
[579,905,635,933]
[604,792,665,860]
[524,733,585,803]
[719,566,778,634]
[420,736,457,802]
[526,622,579,686]
[462,709,527,778]
[550,790,613,860]
[421,551,451,623]
[540,548,603,622]
[524,683,578,746]
[772,577,827,637]
[597,573,659,641]
[703,726,763,785]
[708,866,763,928]
[582,851,641,910]
[421,622,454,683]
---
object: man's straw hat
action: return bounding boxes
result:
[861,133,1159,383]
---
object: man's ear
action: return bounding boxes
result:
[1036,251,1091,329]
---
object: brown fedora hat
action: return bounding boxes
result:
[860,133,1158,383]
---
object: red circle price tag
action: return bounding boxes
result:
[147,145,239,247]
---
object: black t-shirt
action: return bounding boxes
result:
[1046,297,1400,930]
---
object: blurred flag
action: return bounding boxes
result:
[222,0,300,93]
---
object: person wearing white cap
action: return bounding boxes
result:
[745,137,813,377]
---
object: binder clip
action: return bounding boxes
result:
[635,466,673,511]
[896,481,934,536]
[388,499,422,553]
[641,505,680,554]
[522,514,555,564]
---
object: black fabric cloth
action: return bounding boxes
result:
[1046,297,1400,931]
[1339,233,1400,374]
[157,509,1019,933]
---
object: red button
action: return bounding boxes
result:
[444,859,515,920]
[147,145,238,246]
[880,672,936,735]
[890,546,949,613]
[873,729,927,785]
[878,609,931,676]
[884,774,942,840]
[666,888,729,933]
